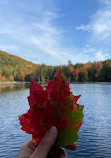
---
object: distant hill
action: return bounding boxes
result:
[0,51,37,81]
[0,50,111,82]
[0,50,36,68]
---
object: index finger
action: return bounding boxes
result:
[24,139,36,151]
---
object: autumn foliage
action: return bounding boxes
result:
[0,51,111,82]
[18,70,84,147]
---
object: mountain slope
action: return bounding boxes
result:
[0,51,36,68]
[0,51,37,81]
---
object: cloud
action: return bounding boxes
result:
[76,24,90,32]
[82,44,110,62]
[75,0,111,63]
[95,50,109,61]
[42,11,58,20]
[19,11,64,62]
[0,0,110,65]
[92,10,111,40]
[83,47,96,54]
[0,0,66,64]
[1,0,77,65]
[99,0,111,5]
[76,1,111,41]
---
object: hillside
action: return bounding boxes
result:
[0,51,37,81]
[0,51,36,67]
[0,50,111,82]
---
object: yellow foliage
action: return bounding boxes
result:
[2,76,6,82]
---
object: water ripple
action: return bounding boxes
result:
[0,84,111,157]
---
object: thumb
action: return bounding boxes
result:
[30,126,58,158]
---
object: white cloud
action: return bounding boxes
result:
[0,0,65,63]
[76,1,111,41]
[83,47,96,54]
[30,35,60,57]
[0,1,76,65]
[99,0,111,5]
[43,11,58,20]
[82,45,110,62]
[76,24,90,32]
[92,10,111,40]
[0,0,110,65]
[95,50,109,61]
[20,13,64,61]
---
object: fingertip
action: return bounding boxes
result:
[25,139,36,151]
[31,126,58,158]
[46,126,58,138]
[43,126,57,144]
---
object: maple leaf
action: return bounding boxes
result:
[18,69,84,148]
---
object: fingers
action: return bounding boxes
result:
[24,139,36,151]
[30,126,57,158]
[58,147,68,158]
[18,139,36,158]
[47,146,68,158]
[65,143,77,150]
[18,128,76,158]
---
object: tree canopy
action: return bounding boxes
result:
[0,51,111,82]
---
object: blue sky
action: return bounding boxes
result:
[0,0,111,65]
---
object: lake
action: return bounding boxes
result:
[0,82,111,158]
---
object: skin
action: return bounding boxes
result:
[18,126,77,158]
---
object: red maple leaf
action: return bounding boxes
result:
[18,69,84,147]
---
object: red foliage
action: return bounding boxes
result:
[18,70,83,146]
[74,69,80,75]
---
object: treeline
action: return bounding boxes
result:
[28,60,111,82]
[0,51,111,82]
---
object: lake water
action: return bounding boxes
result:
[0,83,111,158]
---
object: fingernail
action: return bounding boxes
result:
[47,126,57,136]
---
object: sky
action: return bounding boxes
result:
[0,0,111,65]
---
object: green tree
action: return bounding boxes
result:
[88,65,97,81]
[14,69,24,81]
[46,67,54,80]
[74,63,83,69]
[62,66,71,82]
[98,61,111,81]
[68,60,73,66]
[79,71,88,82]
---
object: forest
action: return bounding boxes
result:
[0,50,111,82]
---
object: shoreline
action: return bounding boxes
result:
[0,81,111,85]
[0,81,30,84]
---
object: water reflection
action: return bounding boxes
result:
[0,82,30,94]
[0,82,47,94]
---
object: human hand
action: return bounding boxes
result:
[18,126,77,158]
